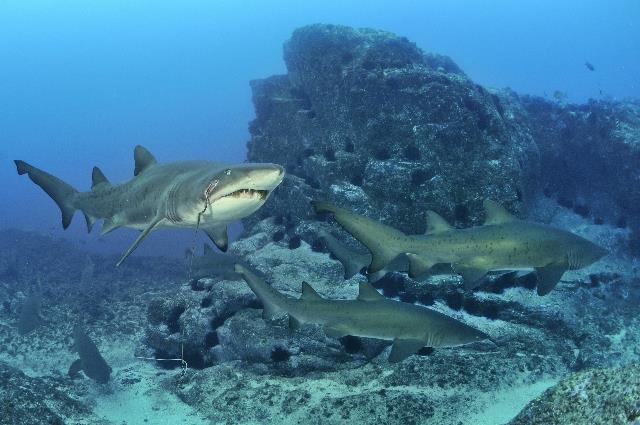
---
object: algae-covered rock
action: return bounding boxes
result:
[510,363,640,425]
[145,277,256,369]
[0,361,98,425]
[246,24,540,233]
[523,98,640,254]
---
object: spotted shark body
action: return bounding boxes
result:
[234,264,488,362]
[313,200,607,295]
[15,146,284,265]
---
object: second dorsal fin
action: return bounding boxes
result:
[91,167,110,189]
[301,282,322,300]
[357,282,384,301]
[133,145,157,176]
[483,199,516,225]
[425,211,452,234]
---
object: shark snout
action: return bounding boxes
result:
[244,163,285,190]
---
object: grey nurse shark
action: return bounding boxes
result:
[186,243,257,281]
[313,200,607,296]
[234,264,489,362]
[15,146,284,265]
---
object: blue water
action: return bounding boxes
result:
[1,0,639,257]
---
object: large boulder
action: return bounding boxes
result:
[0,362,98,425]
[522,98,640,253]
[510,363,640,425]
[246,24,540,233]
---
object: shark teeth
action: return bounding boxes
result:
[225,189,268,200]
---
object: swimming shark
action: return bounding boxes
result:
[318,230,402,283]
[187,243,249,281]
[313,200,607,296]
[15,146,284,265]
[234,264,489,362]
[68,324,112,384]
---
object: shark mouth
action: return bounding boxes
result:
[222,188,269,201]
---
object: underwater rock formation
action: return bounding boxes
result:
[0,362,93,424]
[522,98,640,253]
[510,363,640,425]
[245,24,640,261]
[246,24,540,232]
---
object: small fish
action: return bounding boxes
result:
[235,264,489,362]
[68,324,112,384]
[585,61,595,71]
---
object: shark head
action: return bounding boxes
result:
[428,320,490,348]
[566,239,608,270]
[167,162,285,225]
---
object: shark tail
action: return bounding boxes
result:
[15,160,79,229]
[318,230,368,279]
[234,264,286,320]
[312,201,406,273]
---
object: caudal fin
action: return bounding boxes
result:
[15,160,78,229]
[318,230,369,279]
[312,201,405,273]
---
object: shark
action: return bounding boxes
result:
[17,292,43,335]
[186,243,250,281]
[318,230,403,283]
[313,200,608,296]
[15,146,284,265]
[234,264,489,362]
[68,324,112,384]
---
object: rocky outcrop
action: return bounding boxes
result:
[246,24,540,233]
[244,24,640,259]
[522,98,640,253]
[510,363,640,425]
[0,362,97,425]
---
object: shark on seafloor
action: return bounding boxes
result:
[313,200,608,296]
[234,264,489,362]
[68,324,112,384]
[15,146,284,265]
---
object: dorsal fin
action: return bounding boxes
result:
[301,282,322,300]
[133,145,157,176]
[425,211,453,234]
[483,199,516,225]
[203,243,213,255]
[91,167,110,189]
[357,282,384,301]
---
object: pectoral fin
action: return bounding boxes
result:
[388,339,425,363]
[455,264,489,289]
[204,225,229,252]
[535,262,567,296]
[116,216,164,266]
[68,359,83,379]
